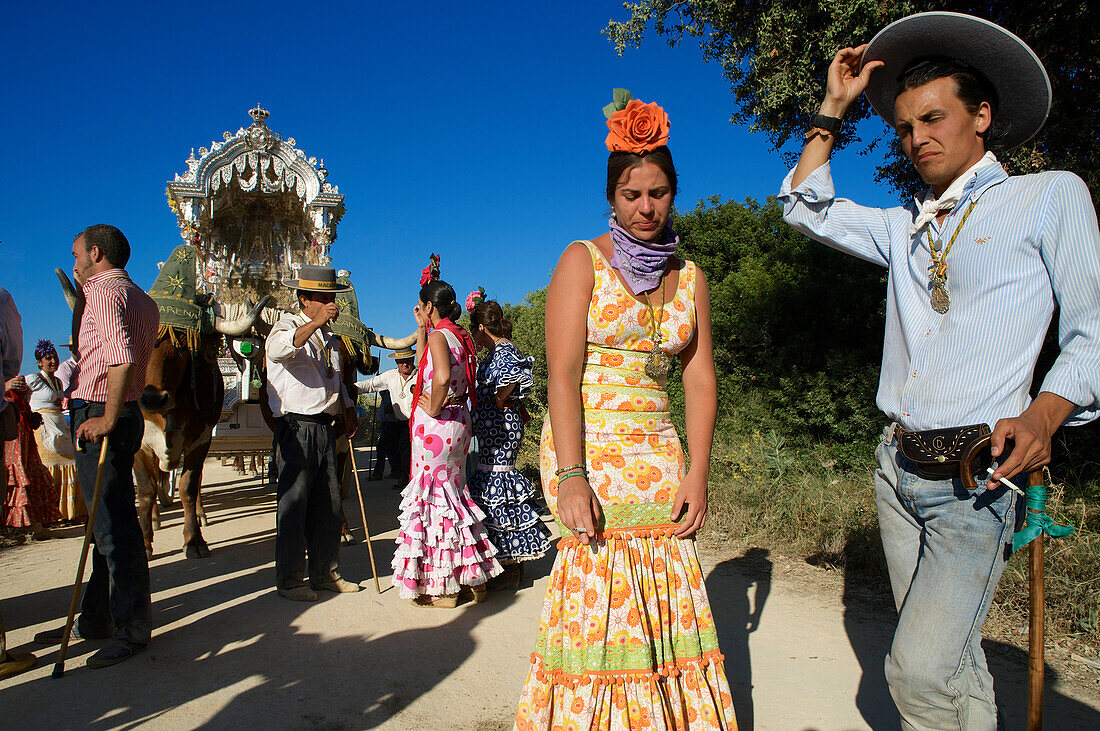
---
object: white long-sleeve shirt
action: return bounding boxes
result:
[355,368,415,421]
[265,313,352,418]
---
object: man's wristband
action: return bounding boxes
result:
[810,113,842,133]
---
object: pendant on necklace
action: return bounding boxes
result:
[929,277,950,314]
[326,366,335,379]
[644,344,672,383]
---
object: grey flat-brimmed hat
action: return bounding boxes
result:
[387,347,416,360]
[862,11,1051,150]
[283,265,352,293]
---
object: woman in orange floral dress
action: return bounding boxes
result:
[514,91,734,729]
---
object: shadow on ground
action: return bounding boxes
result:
[1,451,533,729]
[815,528,1100,731]
[705,548,771,731]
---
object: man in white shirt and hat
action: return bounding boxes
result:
[355,346,415,485]
[779,11,1100,729]
[267,265,362,601]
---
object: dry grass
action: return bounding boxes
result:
[704,430,1100,650]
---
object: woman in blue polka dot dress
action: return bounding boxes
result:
[468,299,551,588]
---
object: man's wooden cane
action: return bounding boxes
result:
[963,437,1067,730]
[348,444,381,593]
[1025,469,1045,731]
[52,436,110,678]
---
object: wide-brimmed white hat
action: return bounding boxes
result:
[862,12,1051,150]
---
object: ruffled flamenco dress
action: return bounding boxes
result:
[515,241,735,729]
[391,325,502,598]
[3,392,62,529]
[468,341,551,565]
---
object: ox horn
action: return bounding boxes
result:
[215,296,273,336]
[370,331,418,350]
[56,268,78,311]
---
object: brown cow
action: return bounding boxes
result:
[134,299,269,558]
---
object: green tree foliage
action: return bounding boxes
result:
[502,287,549,416]
[672,196,885,454]
[605,1,1100,204]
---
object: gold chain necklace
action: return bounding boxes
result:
[643,272,672,383]
[926,199,978,314]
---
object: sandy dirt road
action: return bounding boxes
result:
[2,449,1098,729]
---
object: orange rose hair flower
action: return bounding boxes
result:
[603,89,670,154]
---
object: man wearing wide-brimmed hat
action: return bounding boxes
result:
[355,346,416,485]
[779,12,1100,728]
[266,265,362,601]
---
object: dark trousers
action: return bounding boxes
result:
[373,420,410,482]
[71,401,151,645]
[274,417,343,588]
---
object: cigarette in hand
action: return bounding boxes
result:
[986,467,1026,496]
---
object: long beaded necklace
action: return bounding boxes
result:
[926,199,978,314]
[643,272,672,383]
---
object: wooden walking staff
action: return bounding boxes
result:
[962,438,1075,729]
[53,437,110,678]
[1025,470,1046,731]
[349,444,381,593]
[351,358,381,593]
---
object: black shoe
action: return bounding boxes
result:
[33,624,112,644]
[86,640,147,669]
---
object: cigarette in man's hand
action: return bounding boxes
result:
[986,467,1026,496]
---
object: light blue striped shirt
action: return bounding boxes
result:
[779,162,1100,431]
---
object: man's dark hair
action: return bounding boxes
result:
[79,224,131,268]
[296,289,335,306]
[896,56,1004,150]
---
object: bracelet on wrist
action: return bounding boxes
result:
[557,469,587,483]
[555,463,585,476]
[810,112,842,133]
[804,127,835,142]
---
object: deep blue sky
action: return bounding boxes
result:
[1,1,895,369]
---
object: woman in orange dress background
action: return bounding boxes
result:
[515,91,734,729]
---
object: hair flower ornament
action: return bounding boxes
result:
[465,286,486,312]
[604,88,670,154]
[419,253,441,286]
[34,339,56,361]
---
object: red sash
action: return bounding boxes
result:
[409,318,477,438]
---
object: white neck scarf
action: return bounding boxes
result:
[910,151,998,236]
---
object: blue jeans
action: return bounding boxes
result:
[70,401,151,645]
[875,424,1017,731]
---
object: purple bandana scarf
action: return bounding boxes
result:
[608,217,680,295]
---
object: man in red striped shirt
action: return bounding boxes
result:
[34,224,159,669]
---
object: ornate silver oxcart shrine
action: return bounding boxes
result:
[165,105,347,458]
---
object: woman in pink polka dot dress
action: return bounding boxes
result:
[391,278,502,607]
